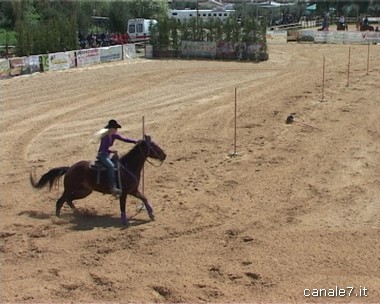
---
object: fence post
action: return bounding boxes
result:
[234,87,237,155]
[366,43,370,75]
[347,46,351,87]
[321,56,325,102]
[229,87,239,157]
[141,115,145,195]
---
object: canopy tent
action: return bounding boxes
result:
[256,1,295,9]
[306,4,316,11]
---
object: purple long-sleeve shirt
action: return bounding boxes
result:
[98,133,136,156]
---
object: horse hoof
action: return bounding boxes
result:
[121,217,129,226]
[149,213,155,221]
[121,212,128,226]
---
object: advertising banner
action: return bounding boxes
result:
[40,55,49,71]
[100,45,122,62]
[216,41,235,59]
[123,44,136,59]
[266,30,287,44]
[315,31,380,44]
[298,30,316,42]
[77,48,101,66]
[24,55,40,74]
[8,57,25,76]
[145,45,153,59]
[361,31,380,44]
[49,52,76,71]
[314,31,334,43]
[182,41,216,58]
[0,59,10,78]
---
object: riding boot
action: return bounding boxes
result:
[111,186,122,196]
[110,172,122,196]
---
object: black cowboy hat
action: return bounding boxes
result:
[105,119,122,129]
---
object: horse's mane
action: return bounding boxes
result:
[119,140,144,165]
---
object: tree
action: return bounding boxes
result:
[107,0,168,33]
[109,1,131,33]
[0,1,16,29]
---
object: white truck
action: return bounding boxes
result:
[127,18,157,43]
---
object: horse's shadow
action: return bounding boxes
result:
[68,211,151,230]
[19,209,151,230]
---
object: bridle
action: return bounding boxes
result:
[138,139,165,167]
[146,157,164,167]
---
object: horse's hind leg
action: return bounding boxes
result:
[56,193,67,217]
[66,200,79,214]
[65,188,92,215]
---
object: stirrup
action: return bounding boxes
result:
[111,187,122,196]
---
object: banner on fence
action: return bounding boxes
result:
[0,59,10,78]
[40,55,49,71]
[123,44,136,59]
[216,41,234,59]
[182,41,217,58]
[100,45,122,63]
[145,45,153,59]
[0,44,142,79]
[298,30,315,42]
[8,57,25,76]
[215,41,267,60]
[24,55,40,74]
[315,32,336,43]
[49,52,76,71]
[315,31,380,44]
[77,48,101,66]
[266,30,287,44]
[361,31,380,44]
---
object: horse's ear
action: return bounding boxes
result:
[144,134,151,143]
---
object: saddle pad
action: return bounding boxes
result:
[89,160,107,171]
[89,160,117,171]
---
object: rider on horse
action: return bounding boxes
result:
[339,15,345,26]
[363,16,369,26]
[321,13,329,31]
[97,119,137,196]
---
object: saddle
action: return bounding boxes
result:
[89,154,119,171]
[89,159,118,184]
[89,160,112,171]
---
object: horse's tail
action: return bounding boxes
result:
[30,166,69,191]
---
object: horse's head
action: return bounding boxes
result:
[139,134,166,162]
[120,135,166,167]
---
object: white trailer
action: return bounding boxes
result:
[127,18,157,43]
[167,9,235,24]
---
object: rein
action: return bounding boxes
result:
[146,158,164,167]
[117,160,138,183]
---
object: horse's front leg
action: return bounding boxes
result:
[133,190,154,221]
[119,194,128,226]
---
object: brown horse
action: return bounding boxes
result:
[360,23,374,31]
[30,135,166,225]
[336,22,348,31]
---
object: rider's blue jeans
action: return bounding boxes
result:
[97,152,116,188]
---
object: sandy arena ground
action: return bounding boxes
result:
[1,42,379,303]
